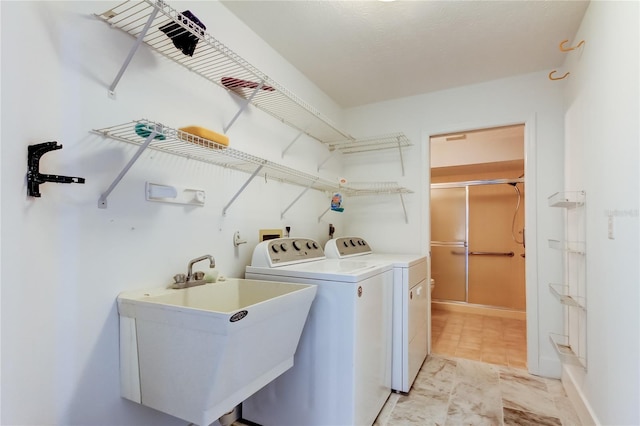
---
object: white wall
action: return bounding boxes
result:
[342,72,566,378]
[431,125,524,169]
[561,2,639,425]
[1,2,345,425]
[3,2,638,426]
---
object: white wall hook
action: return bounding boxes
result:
[233,231,247,247]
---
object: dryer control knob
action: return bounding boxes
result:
[350,239,356,246]
[280,243,288,251]
[271,244,279,253]
[293,240,302,250]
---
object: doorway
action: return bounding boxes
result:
[429,124,527,368]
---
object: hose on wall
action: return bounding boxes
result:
[508,180,525,247]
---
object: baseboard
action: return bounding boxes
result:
[432,301,526,320]
[537,354,562,379]
[218,405,241,426]
[562,365,600,426]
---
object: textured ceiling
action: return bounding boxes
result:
[221,0,589,108]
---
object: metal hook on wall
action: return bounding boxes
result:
[559,39,585,52]
[548,70,570,81]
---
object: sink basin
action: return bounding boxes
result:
[117,278,316,426]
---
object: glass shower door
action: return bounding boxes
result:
[430,187,467,302]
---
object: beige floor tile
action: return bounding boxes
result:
[455,347,483,361]
[375,355,583,426]
[432,308,527,370]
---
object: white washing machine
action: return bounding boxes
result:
[243,237,393,426]
[325,236,429,394]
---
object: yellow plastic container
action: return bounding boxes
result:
[178,126,229,149]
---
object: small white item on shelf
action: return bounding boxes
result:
[145,182,205,206]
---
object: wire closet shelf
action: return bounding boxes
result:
[98,0,356,146]
[93,119,412,215]
[94,119,339,193]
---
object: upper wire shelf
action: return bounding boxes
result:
[329,133,412,154]
[97,0,354,146]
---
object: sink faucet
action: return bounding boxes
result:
[187,254,215,282]
[172,255,216,289]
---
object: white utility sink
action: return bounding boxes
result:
[117,278,316,426]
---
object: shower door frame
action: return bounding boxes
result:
[431,185,470,303]
[431,177,525,306]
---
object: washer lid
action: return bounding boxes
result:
[246,259,391,282]
[364,253,427,268]
[325,237,426,267]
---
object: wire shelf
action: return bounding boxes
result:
[97,0,353,145]
[94,119,413,218]
[342,181,414,197]
[549,284,586,310]
[549,333,586,369]
[93,119,339,193]
[329,133,412,154]
[548,239,585,254]
[548,191,585,208]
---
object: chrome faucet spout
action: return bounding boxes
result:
[187,254,216,281]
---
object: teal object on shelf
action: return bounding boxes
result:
[135,123,166,140]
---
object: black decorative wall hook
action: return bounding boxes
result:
[27,142,85,197]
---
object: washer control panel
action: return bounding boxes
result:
[327,237,372,257]
[251,237,325,267]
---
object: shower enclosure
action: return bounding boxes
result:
[430,178,525,311]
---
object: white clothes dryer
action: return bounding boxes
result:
[325,236,429,393]
[243,238,393,426]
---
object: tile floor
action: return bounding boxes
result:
[374,354,582,426]
[431,308,528,369]
[235,309,582,425]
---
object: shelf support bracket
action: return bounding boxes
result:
[282,130,305,158]
[399,192,408,224]
[222,161,266,216]
[317,206,331,223]
[317,149,339,172]
[397,137,406,176]
[281,179,317,219]
[98,127,160,209]
[108,7,159,99]
[224,80,265,133]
